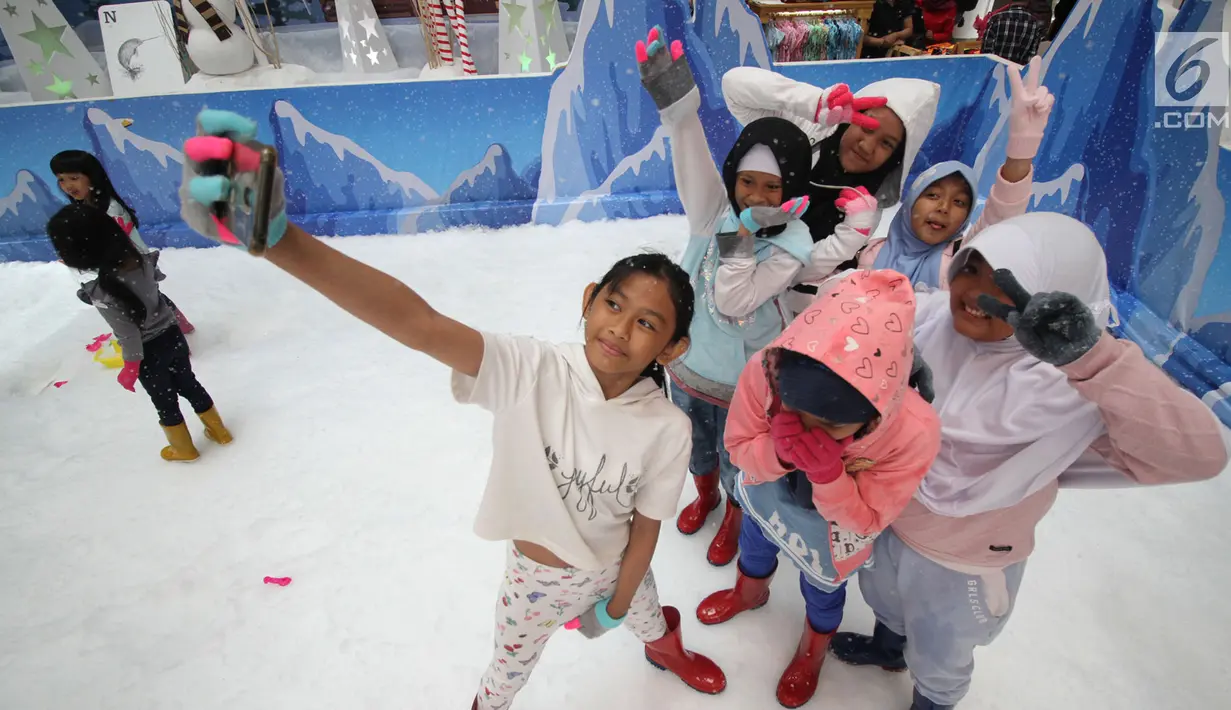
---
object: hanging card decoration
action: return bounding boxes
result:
[99,2,189,96]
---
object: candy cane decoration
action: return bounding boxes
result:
[424,0,453,66]
[440,0,476,76]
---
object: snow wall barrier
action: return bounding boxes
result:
[2,0,1230,424]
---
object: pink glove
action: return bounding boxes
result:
[117,361,140,392]
[834,186,878,236]
[816,84,888,131]
[1005,56,1054,160]
[770,412,850,485]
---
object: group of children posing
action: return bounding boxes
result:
[49,24,1227,710]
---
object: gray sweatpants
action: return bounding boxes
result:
[858,529,1027,707]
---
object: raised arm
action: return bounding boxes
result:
[180,110,484,378]
[722,66,833,142]
[967,58,1054,240]
[637,28,727,236]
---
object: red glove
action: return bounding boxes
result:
[117,361,140,392]
[769,412,850,485]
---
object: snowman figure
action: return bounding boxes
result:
[176,0,255,76]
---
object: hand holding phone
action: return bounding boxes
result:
[180,110,287,255]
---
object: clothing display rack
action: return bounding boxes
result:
[747,1,875,61]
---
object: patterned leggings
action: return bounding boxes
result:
[476,544,669,710]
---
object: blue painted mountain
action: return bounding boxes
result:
[533,0,769,225]
[85,107,184,229]
[271,100,438,235]
[408,144,537,232]
[0,170,63,260]
[0,170,62,234]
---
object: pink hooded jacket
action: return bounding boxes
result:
[726,270,942,580]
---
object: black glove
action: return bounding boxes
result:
[909,347,935,403]
[977,269,1102,366]
[636,26,696,111]
[76,288,93,305]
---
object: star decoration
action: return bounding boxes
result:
[545,50,557,69]
[502,1,528,31]
[46,74,75,99]
[26,58,44,76]
[86,73,100,85]
[367,48,379,65]
[359,14,378,40]
[347,49,357,65]
[519,51,532,72]
[3,3,17,18]
[539,0,557,33]
[19,12,73,63]
[339,19,349,39]
[360,39,367,48]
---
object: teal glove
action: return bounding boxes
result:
[180,109,288,253]
[566,598,625,640]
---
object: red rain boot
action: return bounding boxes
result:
[777,622,835,708]
[706,500,742,566]
[644,606,728,695]
[696,566,774,625]
[676,468,722,535]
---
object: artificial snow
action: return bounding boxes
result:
[1,216,1229,710]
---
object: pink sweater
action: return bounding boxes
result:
[858,167,1036,289]
[892,333,1228,570]
[725,270,942,578]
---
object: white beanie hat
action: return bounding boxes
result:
[736,143,781,178]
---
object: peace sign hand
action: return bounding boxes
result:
[976,269,1102,366]
[1005,56,1055,160]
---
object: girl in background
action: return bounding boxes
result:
[830,213,1228,710]
[636,28,836,567]
[860,57,1054,291]
[702,269,941,708]
[51,150,195,334]
[45,203,229,462]
[721,66,941,313]
[178,109,727,710]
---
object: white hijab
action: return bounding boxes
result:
[913,213,1114,517]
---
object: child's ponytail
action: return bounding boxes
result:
[47,203,147,322]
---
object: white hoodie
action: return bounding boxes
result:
[721,68,941,308]
[453,332,691,570]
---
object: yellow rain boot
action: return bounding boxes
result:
[198,407,233,445]
[161,423,200,462]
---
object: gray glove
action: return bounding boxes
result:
[977,269,1102,366]
[909,347,935,403]
[180,109,287,252]
[636,26,696,111]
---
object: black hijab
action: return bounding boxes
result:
[721,117,813,238]
[802,124,904,244]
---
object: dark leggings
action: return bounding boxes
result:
[138,326,213,427]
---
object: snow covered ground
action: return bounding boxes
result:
[2,216,1229,710]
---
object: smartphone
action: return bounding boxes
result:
[205,142,278,256]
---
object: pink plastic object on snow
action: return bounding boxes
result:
[85,333,112,352]
[264,576,292,586]
[53,381,67,388]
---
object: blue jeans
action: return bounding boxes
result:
[739,513,847,633]
[669,382,738,497]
